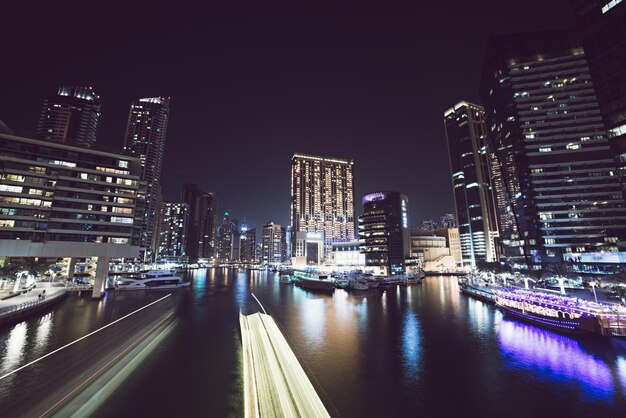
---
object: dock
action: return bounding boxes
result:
[240,312,330,418]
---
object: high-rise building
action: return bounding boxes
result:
[37,86,101,148]
[480,30,626,266]
[218,211,239,262]
[157,202,189,259]
[0,132,141,297]
[290,153,355,258]
[444,101,499,266]
[123,97,170,260]
[240,225,257,263]
[181,184,218,260]
[573,1,626,202]
[359,192,410,275]
[262,222,286,264]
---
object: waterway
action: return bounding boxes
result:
[0,269,625,417]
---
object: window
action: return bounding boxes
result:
[0,185,23,193]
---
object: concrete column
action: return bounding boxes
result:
[66,257,78,281]
[92,256,109,299]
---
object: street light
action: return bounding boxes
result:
[590,281,598,304]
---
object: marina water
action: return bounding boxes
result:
[0,269,625,417]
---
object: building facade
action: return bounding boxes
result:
[262,222,286,264]
[0,132,141,297]
[123,97,170,260]
[359,192,410,275]
[444,101,499,266]
[480,30,626,266]
[181,184,217,260]
[37,86,101,149]
[157,202,189,259]
[240,226,256,263]
[573,1,626,206]
[290,153,355,258]
[217,211,239,262]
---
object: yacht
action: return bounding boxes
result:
[115,269,190,290]
[279,274,293,284]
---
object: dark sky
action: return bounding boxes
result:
[0,1,574,231]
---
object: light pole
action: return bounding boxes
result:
[590,281,598,304]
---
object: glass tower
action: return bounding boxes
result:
[480,30,626,266]
[444,101,499,266]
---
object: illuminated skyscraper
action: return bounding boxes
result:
[37,86,101,148]
[359,192,410,275]
[240,224,257,263]
[262,222,286,264]
[181,184,217,260]
[573,1,626,200]
[480,30,626,265]
[157,202,189,258]
[123,97,170,260]
[444,101,499,266]
[290,153,355,257]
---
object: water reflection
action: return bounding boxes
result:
[34,313,52,353]
[402,311,422,384]
[498,320,615,399]
[0,322,28,375]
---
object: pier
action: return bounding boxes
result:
[240,311,330,418]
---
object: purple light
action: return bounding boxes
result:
[362,192,386,204]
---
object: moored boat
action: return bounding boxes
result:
[495,288,626,338]
[293,271,335,292]
[116,269,190,290]
[279,275,293,284]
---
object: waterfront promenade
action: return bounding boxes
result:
[0,282,67,325]
[240,311,330,418]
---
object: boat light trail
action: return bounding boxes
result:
[0,293,172,381]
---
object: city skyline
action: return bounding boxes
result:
[0,1,575,230]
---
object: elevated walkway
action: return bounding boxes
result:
[240,312,330,418]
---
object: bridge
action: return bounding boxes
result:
[240,311,330,418]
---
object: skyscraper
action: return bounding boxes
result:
[123,97,170,260]
[290,153,355,258]
[217,211,238,262]
[37,86,101,148]
[240,225,257,263]
[573,1,626,200]
[181,184,218,260]
[157,202,189,259]
[359,192,410,275]
[480,30,626,266]
[262,222,286,264]
[444,101,499,266]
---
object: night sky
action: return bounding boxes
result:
[0,1,574,231]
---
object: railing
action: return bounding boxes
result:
[0,289,66,316]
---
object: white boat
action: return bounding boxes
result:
[115,269,190,290]
[279,275,293,284]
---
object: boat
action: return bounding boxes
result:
[115,269,190,290]
[347,279,369,291]
[293,271,335,292]
[494,287,626,338]
[279,275,293,284]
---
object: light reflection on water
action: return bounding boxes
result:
[498,319,617,400]
[0,322,27,375]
